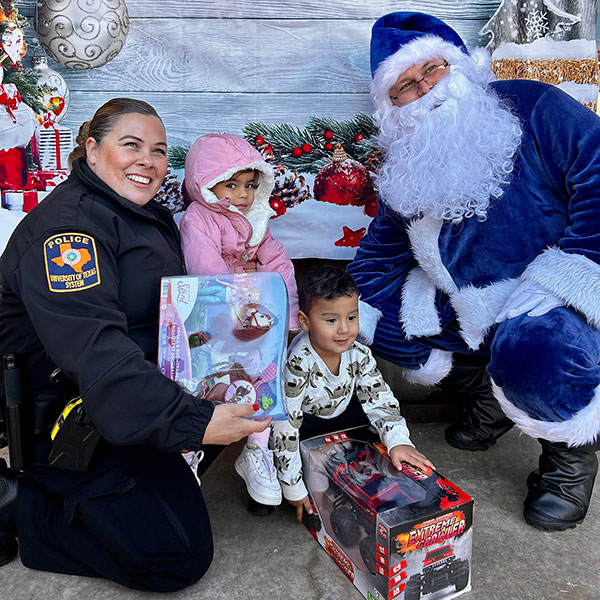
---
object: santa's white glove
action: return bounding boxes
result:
[496,280,564,323]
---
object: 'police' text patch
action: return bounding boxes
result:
[44,233,101,292]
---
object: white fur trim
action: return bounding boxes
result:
[371,36,468,111]
[400,267,441,338]
[406,216,456,295]
[201,161,276,247]
[357,299,382,345]
[492,379,600,446]
[406,215,522,349]
[522,247,600,328]
[400,349,453,386]
[451,278,520,350]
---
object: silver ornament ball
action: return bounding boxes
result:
[35,0,130,70]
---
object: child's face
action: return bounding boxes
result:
[210,169,258,213]
[299,293,359,361]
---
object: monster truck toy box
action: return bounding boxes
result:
[300,427,473,600]
[158,272,289,420]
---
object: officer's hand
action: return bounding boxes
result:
[203,403,272,446]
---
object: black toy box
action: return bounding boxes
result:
[300,427,473,600]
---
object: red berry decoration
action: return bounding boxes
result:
[255,135,265,145]
[291,147,302,158]
[313,145,378,216]
[354,133,364,142]
[325,142,334,150]
[324,130,334,140]
[301,143,311,153]
[265,145,273,153]
[269,197,287,218]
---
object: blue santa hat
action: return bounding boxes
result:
[370,12,471,106]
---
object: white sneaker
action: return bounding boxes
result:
[234,445,282,506]
[182,450,204,486]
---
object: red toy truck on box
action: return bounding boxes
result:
[300,427,473,600]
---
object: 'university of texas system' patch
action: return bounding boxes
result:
[43,232,101,292]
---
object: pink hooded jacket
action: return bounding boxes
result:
[180,133,299,328]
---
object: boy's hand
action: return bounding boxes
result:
[389,444,435,473]
[288,496,313,523]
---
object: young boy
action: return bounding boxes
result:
[271,265,434,521]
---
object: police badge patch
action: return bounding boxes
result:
[44,233,101,292]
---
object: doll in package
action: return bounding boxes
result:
[158,272,289,420]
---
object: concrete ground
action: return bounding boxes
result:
[0,421,599,600]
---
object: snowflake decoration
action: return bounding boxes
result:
[525,9,549,42]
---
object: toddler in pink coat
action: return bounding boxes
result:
[180,133,299,515]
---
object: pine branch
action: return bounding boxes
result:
[3,67,44,114]
[168,145,190,170]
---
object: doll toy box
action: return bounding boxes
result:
[300,427,473,600]
[158,272,289,420]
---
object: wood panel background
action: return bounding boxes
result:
[17,0,599,146]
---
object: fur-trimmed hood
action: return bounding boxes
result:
[184,134,275,247]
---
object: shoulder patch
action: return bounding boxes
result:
[43,233,101,293]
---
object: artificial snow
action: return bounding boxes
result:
[555,82,599,103]
[492,38,597,60]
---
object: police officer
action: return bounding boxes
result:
[0,98,270,591]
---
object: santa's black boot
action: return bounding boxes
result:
[441,356,514,451]
[524,439,599,531]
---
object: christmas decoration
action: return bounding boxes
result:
[243,114,380,174]
[255,135,264,145]
[334,225,366,247]
[32,117,73,171]
[0,1,45,114]
[480,0,599,110]
[0,21,25,66]
[153,169,186,217]
[0,146,27,188]
[35,0,130,70]
[31,55,70,122]
[269,160,311,216]
[313,145,378,217]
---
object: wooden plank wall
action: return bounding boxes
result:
[18,0,600,146]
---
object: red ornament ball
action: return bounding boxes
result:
[354,133,364,142]
[291,147,302,158]
[325,142,334,150]
[255,135,265,145]
[269,197,287,218]
[265,145,273,153]
[324,130,334,140]
[314,145,378,216]
[301,143,312,153]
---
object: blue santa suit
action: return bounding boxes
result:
[349,79,600,447]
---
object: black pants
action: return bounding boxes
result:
[299,395,371,441]
[15,442,213,592]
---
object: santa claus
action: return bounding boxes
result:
[349,12,600,531]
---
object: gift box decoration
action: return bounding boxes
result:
[33,120,73,171]
[2,189,51,212]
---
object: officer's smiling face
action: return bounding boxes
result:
[85,113,168,207]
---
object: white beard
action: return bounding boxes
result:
[374,63,523,222]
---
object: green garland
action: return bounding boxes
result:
[168,114,382,173]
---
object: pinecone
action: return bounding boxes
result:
[153,169,185,216]
[271,162,312,210]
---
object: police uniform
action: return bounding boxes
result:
[0,159,215,591]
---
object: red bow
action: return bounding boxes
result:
[0,87,22,123]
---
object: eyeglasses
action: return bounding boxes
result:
[389,61,449,105]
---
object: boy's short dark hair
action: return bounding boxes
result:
[298,265,358,314]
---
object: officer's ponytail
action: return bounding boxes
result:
[67,98,163,169]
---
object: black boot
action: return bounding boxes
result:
[440,355,514,451]
[524,439,598,531]
[0,459,18,567]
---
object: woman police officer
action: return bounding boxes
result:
[0,98,270,591]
